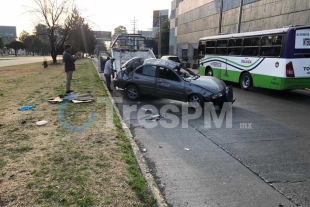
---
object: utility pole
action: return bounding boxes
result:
[238,0,244,33]
[158,13,161,58]
[218,0,223,34]
[131,17,138,34]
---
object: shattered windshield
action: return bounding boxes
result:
[173,67,199,81]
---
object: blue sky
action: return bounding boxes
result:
[0,0,171,36]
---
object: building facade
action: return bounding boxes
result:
[170,0,310,63]
[153,10,169,37]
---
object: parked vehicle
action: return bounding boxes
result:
[110,34,156,73]
[160,55,181,63]
[114,57,234,108]
[198,25,310,90]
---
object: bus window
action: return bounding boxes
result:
[261,35,282,46]
[216,40,227,55]
[216,40,227,47]
[228,39,242,56]
[243,37,260,46]
[260,47,281,57]
[242,47,259,56]
[206,41,216,47]
[261,35,282,57]
[228,39,242,47]
[242,37,260,56]
[228,48,241,55]
[206,40,216,54]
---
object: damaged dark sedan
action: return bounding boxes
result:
[113,57,234,108]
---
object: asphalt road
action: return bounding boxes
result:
[95,59,310,207]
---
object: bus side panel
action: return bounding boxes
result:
[198,66,206,76]
[198,64,223,79]
[252,74,286,90]
[251,58,310,89]
[199,56,242,83]
[252,74,310,90]
[291,59,310,78]
[220,70,240,83]
[219,56,244,83]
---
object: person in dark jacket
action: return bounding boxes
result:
[63,44,80,93]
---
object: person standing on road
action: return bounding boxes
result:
[63,44,80,93]
[104,57,115,92]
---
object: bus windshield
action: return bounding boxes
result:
[290,27,310,58]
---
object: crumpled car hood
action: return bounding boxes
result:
[191,77,226,93]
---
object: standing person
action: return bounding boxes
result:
[104,57,115,92]
[63,44,80,93]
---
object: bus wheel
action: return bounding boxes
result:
[206,67,213,76]
[240,72,252,90]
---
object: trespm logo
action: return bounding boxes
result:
[303,38,310,46]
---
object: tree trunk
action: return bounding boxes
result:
[51,52,57,63]
[50,36,57,63]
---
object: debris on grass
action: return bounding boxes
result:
[48,97,63,104]
[48,92,94,104]
[18,105,36,111]
[36,120,48,126]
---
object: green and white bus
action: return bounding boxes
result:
[197,26,310,90]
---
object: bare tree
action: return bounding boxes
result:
[28,0,74,63]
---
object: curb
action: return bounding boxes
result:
[92,60,168,207]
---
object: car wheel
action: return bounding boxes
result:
[189,94,204,108]
[240,72,252,90]
[206,67,213,76]
[126,85,140,100]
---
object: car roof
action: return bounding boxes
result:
[143,58,180,69]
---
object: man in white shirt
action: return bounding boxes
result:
[104,57,115,92]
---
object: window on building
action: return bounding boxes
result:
[193,49,198,59]
[182,49,188,59]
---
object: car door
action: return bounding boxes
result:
[155,66,185,101]
[132,65,157,94]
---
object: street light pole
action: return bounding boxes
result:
[158,13,162,58]
[218,0,223,34]
[238,0,244,33]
